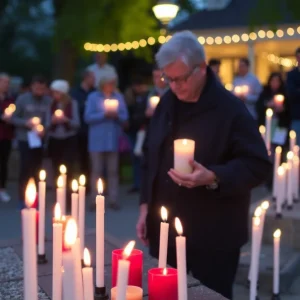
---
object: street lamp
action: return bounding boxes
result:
[152,0,180,25]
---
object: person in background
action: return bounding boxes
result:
[233,58,262,120]
[11,75,51,207]
[124,75,149,194]
[87,53,117,88]
[45,80,80,212]
[85,70,128,210]
[208,58,221,80]
[0,73,14,202]
[286,47,300,144]
[70,70,95,192]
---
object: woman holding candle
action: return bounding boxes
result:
[0,73,15,202]
[136,31,272,300]
[46,80,80,212]
[84,70,128,210]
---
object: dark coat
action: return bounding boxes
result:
[140,68,272,251]
[286,67,300,120]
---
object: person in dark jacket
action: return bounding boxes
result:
[286,47,300,144]
[136,31,272,299]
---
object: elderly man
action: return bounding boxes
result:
[136,31,271,299]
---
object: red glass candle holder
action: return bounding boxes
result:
[148,268,178,300]
[112,249,143,288]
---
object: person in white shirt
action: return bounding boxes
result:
[87,53,117,88]
[233,58,262,120]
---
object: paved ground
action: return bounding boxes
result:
[0,180,299,299]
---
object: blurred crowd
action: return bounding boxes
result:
[0,47,300,210]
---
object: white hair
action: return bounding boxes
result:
[155,30,206,69]
[98,69,118,88]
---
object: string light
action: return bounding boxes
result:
[265,52,297,68]
[83,26,299,53]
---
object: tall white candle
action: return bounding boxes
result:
[289,130,296,152]
[265,108,273,154]
[38,170,46,256]
[273,229,281,295]
[73,238,84,300]
[293,155,299,201]
[52,203,62,300]
[62,218,78,300]
[276,166,285,215]
[158,206,169,268]
[259,125,266,142]
[22,178,38,300]
[82,248,94,300]
[78,174,86,259]
[115,241,136,300]
[57,176,65,216]
[287,151,294,208]
[175,217,187,300]
[272,147,282,200]
[96,179,105,288]
[174,139,195,174]
[250,216,261,300]
[71,179,79,225]
[59,165,67,214]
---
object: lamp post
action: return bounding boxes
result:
[152,0,179,34]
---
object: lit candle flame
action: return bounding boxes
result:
[150,96,160,106]
[275,146,282,154]
[54,202,61,222]
[64,218,77,248]
[57,175,64,188]
[83,248,91,267]
[79,174,86,186]
[25,178,36,208]
[182,139,187,146]
[241,85,249,94]
[54,109,64,118]
[163,268,167,275]
[289,130,296,139]
[273,229,281,238]
[39,170,46,181]
[98,178,103,194]
[254,216,260,227]
[175,217,183,236]
[8,103,16,111]
[287,151,294,160]
[59,164,67,174]
[259,125,266,135]
[266,108,273,118]
[254,206,262,218]
[274,94,284,103]
[234,86,242,94]
[122,240,135,259]
[36,124,44,133]
[261,201,269,211]
[31,117,41,125]
[72,179,78,192]
[161,206,168,222]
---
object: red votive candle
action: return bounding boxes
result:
[112,248,143,287]
[148,268,178,300]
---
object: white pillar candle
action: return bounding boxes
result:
[174,139,195,174]
[175,217,187,300]
[158,206,169,268]
[78,174,86,259]
[104,99,119,113]
[82,248,94,300]
[38,170,46,256]
[115,241,136,300]
[259,125,266,142]
[265,108,273,154]
[276,166,285,215]
[272,147,282,200]
[96,179,105,288]
[287,151,294,208]
[250,217,261,300]
[149,96,160,109]
[56,176,65,216]
[22,178,38,300]
[62,218,78,300]
[71,179,79,225]
[72,238,84,300]
[293,155,299,201]
[273,229,281,295]
[59,165,67,214]
[289,130,296,152]
[52,203,62,300]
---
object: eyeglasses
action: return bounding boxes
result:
[160,66,198,85]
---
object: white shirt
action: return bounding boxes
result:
[87,63,117,88]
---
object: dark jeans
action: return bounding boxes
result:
[77,133,90,191]
[149,243,240,300]
[48,135,78,212]
[0,139,12,189]
[18,140,44,202]
[128,134,141,189]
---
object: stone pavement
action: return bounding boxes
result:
[0,180,299,299]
